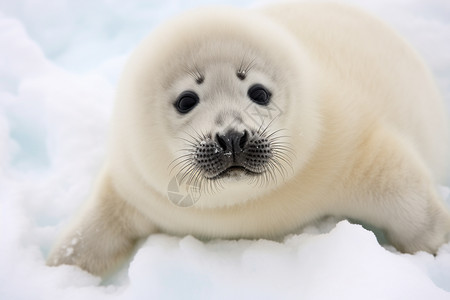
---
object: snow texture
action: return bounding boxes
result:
[1,0,450,299]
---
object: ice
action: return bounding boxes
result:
[1,0,450,299]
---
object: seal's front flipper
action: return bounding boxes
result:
[46,174,157,276]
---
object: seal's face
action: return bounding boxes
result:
[164,42,294,206]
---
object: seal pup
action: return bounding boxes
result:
[47,2,450,276]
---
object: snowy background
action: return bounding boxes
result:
[1,0,450,299]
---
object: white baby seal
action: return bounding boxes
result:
[48,2,450,275]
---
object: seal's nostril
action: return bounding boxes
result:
[239,130,248,150]
[216,133,228,151]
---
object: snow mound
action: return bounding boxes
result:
[126,220,450,300]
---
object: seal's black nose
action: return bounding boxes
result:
[216,130,248,155]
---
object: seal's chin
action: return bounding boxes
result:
[208,166,260,180]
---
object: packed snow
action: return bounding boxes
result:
[1,0,450,299]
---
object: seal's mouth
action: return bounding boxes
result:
[209,165,260,180]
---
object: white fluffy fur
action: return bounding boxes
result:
[48,2,450,276]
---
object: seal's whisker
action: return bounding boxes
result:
[272,154,294,174]
[181,129,202,144]
[265,161,278,184]
[186,124,205,141]
[187,169,204,189]
[257,115,280,136]
[265,128,288,139]
[169,158,194,174]
[269,141,294,148]
[267,135,291,142]
[244,57,256,74]
[190,167,204,187]
[262,169,271,187]
[270,143,294,154]
[174,148,196,154]
[175,136,198,146]
[272,150,293,163]
[169,152,194,165]
[271,146,296,158]
[178,164,199,184]
[270,159,288,179]
[237,51,247,79]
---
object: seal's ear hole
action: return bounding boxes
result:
[175,91,199,114]
[248,84,271,105]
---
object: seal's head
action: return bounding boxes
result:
[112,7,321,208]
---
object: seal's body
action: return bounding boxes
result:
[48,2,450,276]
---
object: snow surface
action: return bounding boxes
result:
[1,0,450,299]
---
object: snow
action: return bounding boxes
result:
[0,0,450,299]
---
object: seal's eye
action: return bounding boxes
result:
[175,91,199,113]
[248,84,271,105]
